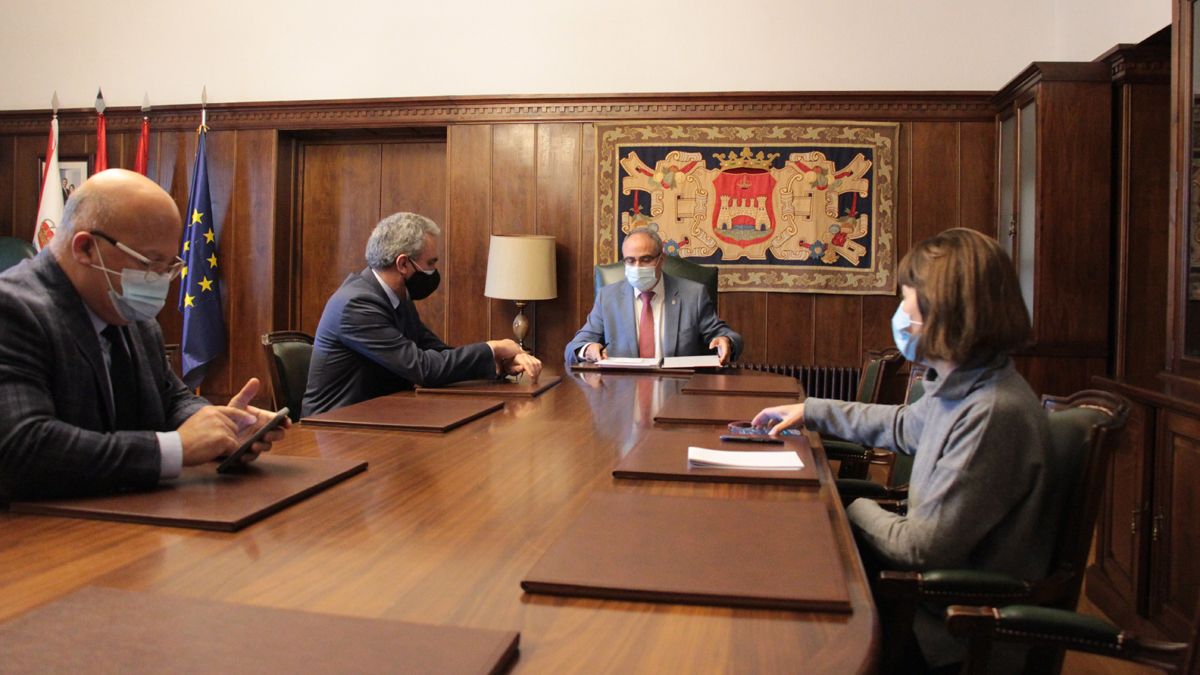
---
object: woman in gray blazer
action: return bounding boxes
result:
[754,228,1050,673]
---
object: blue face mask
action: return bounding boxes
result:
[625,264,658,292]
[92,246,172,323]
[891,303,924,362]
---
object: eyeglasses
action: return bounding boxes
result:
[90,230,185,282]
[622,253,662,266]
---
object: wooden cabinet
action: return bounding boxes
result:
[1089,380,1200,642]
[1087,13,1199,642]
[993,63,1112,396]
[1089,397,1153,620]
[1150,410,1200,637]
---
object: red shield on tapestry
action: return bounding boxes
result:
[711,169,776,247]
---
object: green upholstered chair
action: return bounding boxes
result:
[594,255,719,310]
[260,331,314,422]
[0,236,36,273]
[873,389,1131,674]
[821,347,904,479]
[946,600,1196,675]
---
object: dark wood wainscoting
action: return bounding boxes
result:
[0,93,1050,404]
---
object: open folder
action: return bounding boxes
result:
[595,355,722,369]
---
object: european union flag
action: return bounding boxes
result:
[178,129,225,388]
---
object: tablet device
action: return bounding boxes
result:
[726,420,802,437]
[718,434,784,445]
[217,407,289,474]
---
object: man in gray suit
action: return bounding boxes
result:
[0,169,286,501]
[302,212,542,416]
[564,228,742,365]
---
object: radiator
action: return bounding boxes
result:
[735,362,861,401]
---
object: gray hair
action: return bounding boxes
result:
[624,227,663,255]
[365,212,442,269]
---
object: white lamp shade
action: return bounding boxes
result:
[484,234,557,300]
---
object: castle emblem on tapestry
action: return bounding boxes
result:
[596,121,899,294]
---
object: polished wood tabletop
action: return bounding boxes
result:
[0,371,879,674]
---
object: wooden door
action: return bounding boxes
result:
[295,138,447,337]
[1092,400,1153,616]
[1150,410,1200,639]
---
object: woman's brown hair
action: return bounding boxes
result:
[897,228,1031,366]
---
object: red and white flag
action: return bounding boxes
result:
[33,111,63,252]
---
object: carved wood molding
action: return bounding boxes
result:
[0,92,995,135]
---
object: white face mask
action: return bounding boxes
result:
[625,264,658,292]
[91,246,172,323]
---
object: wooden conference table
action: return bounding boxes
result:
[0,371,879,673]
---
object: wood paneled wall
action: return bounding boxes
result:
[0,93,1025,404]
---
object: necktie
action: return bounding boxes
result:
[102,325,140,429]
[638,291,656,359]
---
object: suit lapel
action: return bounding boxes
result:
[35,253,117,428]
[662,274,682,357]
[617,283,639,356]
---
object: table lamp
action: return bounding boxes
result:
[484,234,557,351]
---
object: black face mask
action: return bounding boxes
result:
[404,259,441,300]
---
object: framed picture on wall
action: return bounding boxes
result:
[38,156,92,203]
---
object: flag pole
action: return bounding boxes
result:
[94,88,108,172]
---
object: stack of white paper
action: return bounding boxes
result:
[686,446,804,471]
[661,355,722,369]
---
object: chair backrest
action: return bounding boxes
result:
[594,256,719,310]
[856,347,903,405]
[0,236,36,273]
[260,331,315,422]
[1037,390,1130,611]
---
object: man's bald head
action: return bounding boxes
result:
[53,169,183,325]
[53,169,180,251]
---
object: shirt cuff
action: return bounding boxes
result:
[577,345,591,359]
[156,431,183,479]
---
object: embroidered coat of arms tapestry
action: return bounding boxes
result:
[596,121,899,294]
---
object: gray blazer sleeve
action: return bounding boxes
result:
[803,397,925,456]
[842,400,1042,570]
[563,298,609,365]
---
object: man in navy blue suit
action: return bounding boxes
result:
[303,212,541,416]
[564,228,742,366]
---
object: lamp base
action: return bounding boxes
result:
[512,301,530,351]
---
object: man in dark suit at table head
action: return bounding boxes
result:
[564,227,743,365]
[0,169,287,501]
[302,212,542,416]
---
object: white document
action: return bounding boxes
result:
[596,357,661,368]
[686,446,804,471]
[661,354,722,369]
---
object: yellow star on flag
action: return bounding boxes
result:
[203,229,215,244]
[198,276,214,292]
[183,241,190,252]
[207,253,218,268]
[181,265,188,280]
[191,209,204,225]
[184,293,195,308]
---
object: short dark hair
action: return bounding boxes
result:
[898,228,1031,365]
